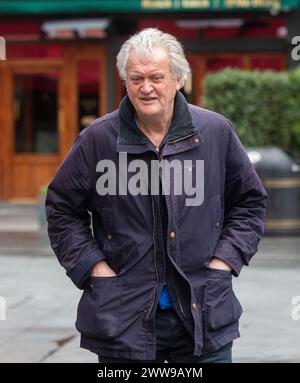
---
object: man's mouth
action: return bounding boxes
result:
[139,97,157,102]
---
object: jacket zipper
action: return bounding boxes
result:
[166,132,197,145]
[146,186,160,320]
[148,147,187,319]
[158,143,186,318]
[171,265,186,318]
[153,131,197,153]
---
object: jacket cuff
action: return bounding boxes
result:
[68,251,107,289]
[213,240,245,277]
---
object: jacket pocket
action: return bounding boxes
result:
[76,276,122,340]
[204,268,242,331]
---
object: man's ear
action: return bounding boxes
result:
[176,79,181,91]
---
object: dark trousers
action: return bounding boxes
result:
[98,306,232,363]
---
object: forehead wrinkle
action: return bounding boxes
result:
[126,49,172,76]
[127,61,171,76]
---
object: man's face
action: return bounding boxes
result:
[125,48,180,121]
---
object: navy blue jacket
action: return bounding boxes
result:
[46,92,267,360]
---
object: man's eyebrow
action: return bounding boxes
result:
[128,72,143,76]
[128,71,164,76]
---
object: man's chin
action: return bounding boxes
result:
[137,107,160,117]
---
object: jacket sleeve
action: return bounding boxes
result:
[213,121,267,276]
[45,131,106,289]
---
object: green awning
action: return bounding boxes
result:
[0,0,299,14]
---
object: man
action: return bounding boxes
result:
[46,28,267,363]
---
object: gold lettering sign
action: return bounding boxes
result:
[141,0,173,9]
[225,0,281,8]
[182,0,210,7]
[141,0,283,10]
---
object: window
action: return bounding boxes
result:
[14,72,58,153]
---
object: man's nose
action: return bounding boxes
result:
[140,79,153,93]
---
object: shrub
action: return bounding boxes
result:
[203,67,300,155]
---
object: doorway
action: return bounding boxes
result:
[0,44,107,201]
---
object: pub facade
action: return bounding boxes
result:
[0,0,299,200]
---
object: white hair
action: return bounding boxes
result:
[116,28,190,88]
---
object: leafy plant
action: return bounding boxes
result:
[203,67,300,155]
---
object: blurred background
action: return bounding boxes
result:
[0,0,300,363]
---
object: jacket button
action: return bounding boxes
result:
[194,138,199,143]
[107,234,112,240]
[215,222,220,228]
[192,303,197,310]
[170,231,176,238]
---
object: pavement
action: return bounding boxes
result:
[0,204,300,363]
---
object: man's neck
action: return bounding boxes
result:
[136,116,171,148]
[138,116,170,133]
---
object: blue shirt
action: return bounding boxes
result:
[157,187,173,310]
[159,285,173,309]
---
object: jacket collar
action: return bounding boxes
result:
[117,91,201,154]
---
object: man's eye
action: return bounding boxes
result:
[153,76,163,81]
[131,77,142,83]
